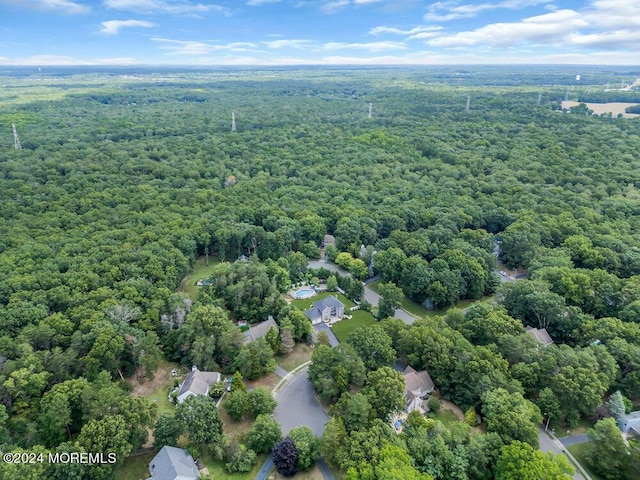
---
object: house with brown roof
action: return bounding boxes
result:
[403,366,435,413]
[177,366,221,404]
[526,326,553,347]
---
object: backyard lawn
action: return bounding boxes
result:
[432,409,462,427]
[291,291,355,311]
[178,255,222,301]
[332,310,376,343]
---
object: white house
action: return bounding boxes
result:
[304,295,345,325]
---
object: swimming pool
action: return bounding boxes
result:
[294,288,315,299]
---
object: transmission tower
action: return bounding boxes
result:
[565,88,569,101]
[368,102,372,119]
[12,124,21,150]
[465,95,470,112]
[537,92,542,105]
[231,112,236,133]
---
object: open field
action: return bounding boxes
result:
[178,256,221,301]
[562,100,640,118]
[332,310,377,343]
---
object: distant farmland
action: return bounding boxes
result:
[562,100,640,118]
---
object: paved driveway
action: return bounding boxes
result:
[273,365,329,436]
[560,434,589,447]
[314,323,340,347]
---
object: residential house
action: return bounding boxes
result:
[304,295,345,325]
[148,445,200,480]
[525,326,553,347]
[403,366,435,413]
[618,411,640,438]
[176,366,221,404]
[243,317,278,344]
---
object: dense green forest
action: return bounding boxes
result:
[1,66,640,479]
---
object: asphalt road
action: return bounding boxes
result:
[538,427,588,480]
[273,365,329,437]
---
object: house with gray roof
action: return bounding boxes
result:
[243,317,278,344]
[403,366,435,413]
[148,445,200,480]
[304,295,345,325]
[618,411,640,438]
[177,366,221,404]
[526,326,553,347]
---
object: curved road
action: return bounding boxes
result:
[273,365,328,436]
[307,260,418,325]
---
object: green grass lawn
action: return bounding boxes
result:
[115,451,156,480]
[291,291,355,311]
[178,255,222,301]
[332,310,377,343]
[367,281,430,318]
[432,409,462,427]
[199,449,266,480]
[568,443,604,480]
[554,417,593,438]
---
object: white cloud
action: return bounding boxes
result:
[321,41,406,52]
[0,0,90,14]
[151,37,259,55]
[424,0,548,22]
[321,0,349,13]
[262,39,313,48]
[427,9,587,48]
[369,25,442,35]
[103,0,230,15]
[100,19,155,35]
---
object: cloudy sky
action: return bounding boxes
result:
[0,0,639,66]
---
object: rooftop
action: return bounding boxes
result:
[525,326,553,346]
[149,445,200,480]
[243,317,278,344]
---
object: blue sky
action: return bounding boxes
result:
[0,0,639,65]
